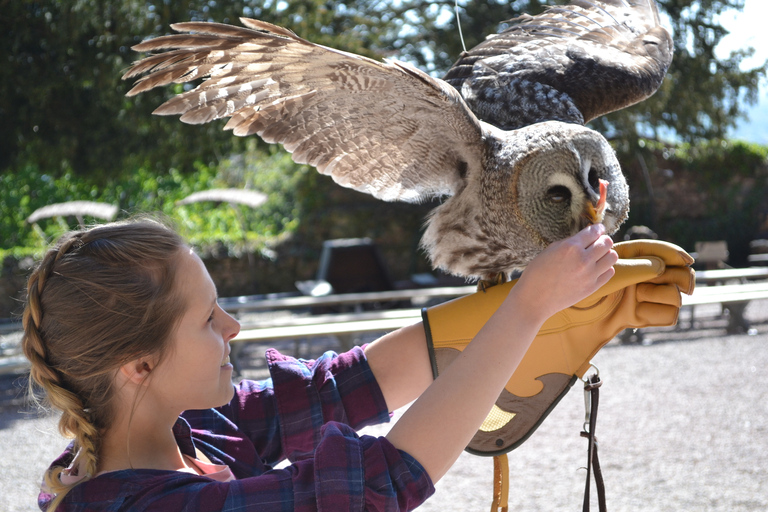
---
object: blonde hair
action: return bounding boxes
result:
[22,218,188,508]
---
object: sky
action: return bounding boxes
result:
[716,0,768,144]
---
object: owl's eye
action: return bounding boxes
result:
[547,185,571,204]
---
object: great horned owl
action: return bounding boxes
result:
[124,0,672,280]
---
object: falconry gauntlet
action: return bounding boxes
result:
[421,240,695,456]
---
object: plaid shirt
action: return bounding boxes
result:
[39,346,434,511]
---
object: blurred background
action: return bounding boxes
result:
[1,0,767,315]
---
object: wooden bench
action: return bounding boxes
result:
[695,267,768,284]
[3,273,768,375]
[692,241,729,270]
[235,274,768,354]
[680,280,768,334]
[231,276,768,363]
[748,239,768,266]
[685,268,768,334]
[226,286,474,372]
[748,253,768,265]
[220,286,475,315]
[622,268,768,343]
[236,309,423,346]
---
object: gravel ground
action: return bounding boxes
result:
[2,300,767,512]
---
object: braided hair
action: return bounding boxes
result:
[22,218,187,507]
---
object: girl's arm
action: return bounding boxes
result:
[365,224,617,483]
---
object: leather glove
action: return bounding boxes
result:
[422,240,695,455]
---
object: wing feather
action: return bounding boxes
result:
[125,19,485,202]
[443,0,673,129]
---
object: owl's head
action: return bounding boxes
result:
[421,121,629,279]
[490,121,629,249]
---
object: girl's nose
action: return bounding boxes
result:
[220,306,241,341]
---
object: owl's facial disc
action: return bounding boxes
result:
[512,124,628,247]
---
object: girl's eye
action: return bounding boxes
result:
[207,310,215,323]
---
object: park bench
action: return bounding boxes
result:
[691,240,729,270]
[220,285,475,315]
[695,267,768,283]
[748,239,768,266]
[226,286,473,373]
[680,273,768,334]
[621,267,768,343]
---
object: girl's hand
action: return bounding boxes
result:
[514,224,618,321]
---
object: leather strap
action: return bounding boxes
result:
[491,453,509,512]
[581,373,606,512]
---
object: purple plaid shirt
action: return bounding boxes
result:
[39,346,434,511]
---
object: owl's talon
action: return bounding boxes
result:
[477,273,508,292]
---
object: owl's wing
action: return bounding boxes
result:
[443,0,673,130]
[124,19,486,202]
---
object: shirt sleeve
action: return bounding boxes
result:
[308,422,434,512]
[132,422,434,512]
[221,346,392,464]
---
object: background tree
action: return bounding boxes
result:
[4,0,765,179]
[408,0,766,148]
[0,0,441,177]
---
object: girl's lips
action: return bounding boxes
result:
[221,343,232,367]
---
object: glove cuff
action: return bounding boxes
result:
[421,307,440,380]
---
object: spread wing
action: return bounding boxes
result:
[443,0,673,130]
[124,19,486,202]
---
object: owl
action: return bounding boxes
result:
[123,0,672,281]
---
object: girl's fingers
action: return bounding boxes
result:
[595,262,616,289]
[595,243,619,268]
[576,223,606,249]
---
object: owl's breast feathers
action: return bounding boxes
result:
[421,146,545,280]
[422,196,542,279]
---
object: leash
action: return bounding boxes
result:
[489,369,608,512]
[475,276,607,512]
[580,369,607,512]
[491,453,509,512]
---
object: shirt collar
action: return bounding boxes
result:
[172,416,197,458]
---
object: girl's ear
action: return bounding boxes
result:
[118,357,155,386]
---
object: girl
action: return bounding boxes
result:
[23,217,617,511]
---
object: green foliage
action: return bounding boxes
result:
[0,147,309,266]
[615,137,768,265]
[0,0,443,177]
[178,144,310,256]
[663,138,768,182]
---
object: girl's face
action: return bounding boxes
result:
[149,247,241,413]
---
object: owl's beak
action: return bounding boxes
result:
[583,179,609,224]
